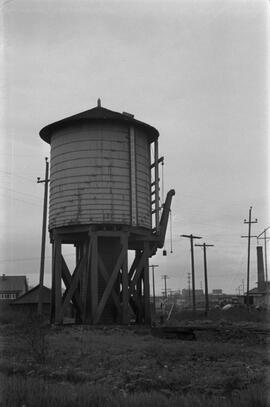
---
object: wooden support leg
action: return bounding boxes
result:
[98,255,121,315]
[75,243,83,323]
[143,248,151,325]
[81,239,89,323]
[50,241,56,323]
[129,242,151,325]
[93,244,125,324]
[121,235,129,324]
[90,233,98,323]
[54,235,63,324]
[82,236,93,323]
[61,257,83,319]
[137,276,143,324]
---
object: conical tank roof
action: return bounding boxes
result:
[39,104,159,143]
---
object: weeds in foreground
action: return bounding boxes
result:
[19,314,50,364]
[0,375,269,407]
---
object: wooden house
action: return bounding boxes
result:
[0,274,28,303]
[12,285,51,316]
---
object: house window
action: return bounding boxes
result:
[0,293,17,299]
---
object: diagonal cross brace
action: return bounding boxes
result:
[61,256,83,316]
[93,244,126,324]
[129,247,149,295]
[98,255,121,314]
[61,255,86,317]
[128,252,141,282]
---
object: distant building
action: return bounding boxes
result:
[247,283,270,308]
[0,274,28,303]
[212,289,223,295]
[247,246,269,308]
[12,285,51,315]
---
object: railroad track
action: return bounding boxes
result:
[151,324,270,340]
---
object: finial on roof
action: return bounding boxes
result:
[97,98,101,107]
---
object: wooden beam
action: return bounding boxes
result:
[98,255,121,314]
[128,250,141,282]
[50,241,56,323]
[96,230,129,236]
[93,244,125,324]
[90,233,98,321]
[82,238,92,322]
[143,248,151,324]
[61,256,83,316]
[129,246,150,295]
[62,255,86,316]
[121,235,129,324]
[54,236,63,324]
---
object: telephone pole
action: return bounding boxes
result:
[181,234,202,312]
[149,264,159,313]
[241,207,258,308]
[187,272,191,306]
[195,243,214,316]
[37,157,50,314]
[161,275,169,298]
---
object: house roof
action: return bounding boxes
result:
[248,281,270,295]
[39,104,159,144]
[12,285,51,304]
[0,275,28,293]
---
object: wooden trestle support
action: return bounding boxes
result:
[50,189,175,325]
[50,227,152,325]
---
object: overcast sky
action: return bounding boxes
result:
[1,0,269,296]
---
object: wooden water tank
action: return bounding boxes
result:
[40,105,159,232]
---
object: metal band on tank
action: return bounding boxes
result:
[129,126,138,226]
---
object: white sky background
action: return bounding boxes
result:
[0,0,269,295]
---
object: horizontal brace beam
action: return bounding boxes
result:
[151,207,162,214]
[95,230,130,236]
[150,157,164,169]
[151,198,160,205]
[151,179,160,187]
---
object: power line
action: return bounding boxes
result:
[0,194,42,207]
[0,169,37,181]
[0,186,41,201]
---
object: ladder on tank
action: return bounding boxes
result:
[150,139,164,234]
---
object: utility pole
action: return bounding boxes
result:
[257,226,270,308]
[241,279,245,295]
[149,264,159,313]
[161,275,169,298]
[181,234,202,312]
[187,272,191,307]
[195,243,214,316]
[37,157,50,314]
[241,207,258,308]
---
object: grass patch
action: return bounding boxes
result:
[0,375,269,407]
[0,312,268,406]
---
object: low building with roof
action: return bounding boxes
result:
[247,283,270,308]
[12,285,51,316]
[245,246,270,308]
[0,274,28,303]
